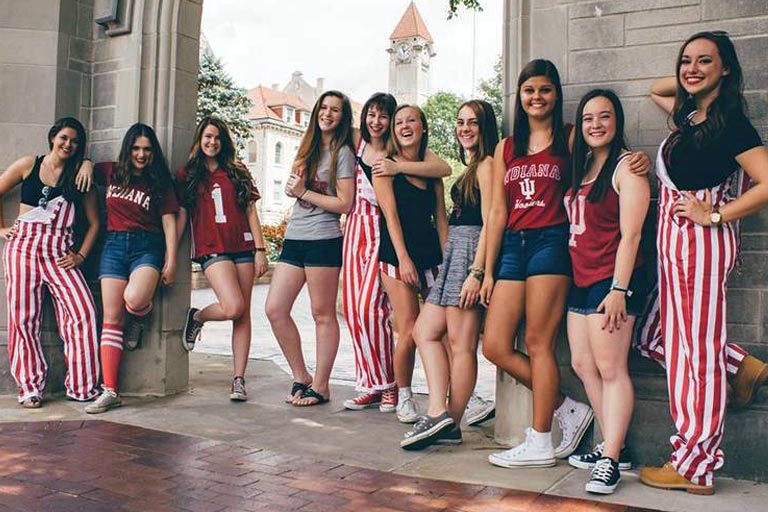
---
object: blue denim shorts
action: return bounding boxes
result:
[193,250,255,271]
[567,268,648,316]
[99,231,165,280]
[495,223,572,281]
[278,237,343,268]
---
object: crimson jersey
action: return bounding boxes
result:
[176,166,260,259]
[502,126,572,231]
[96,162,179,233]
[564,155,643,288]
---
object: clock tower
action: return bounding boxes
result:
[387,2,435,106]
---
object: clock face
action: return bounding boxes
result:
[396,43,411,63]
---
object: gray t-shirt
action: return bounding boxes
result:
[284,146,355,240]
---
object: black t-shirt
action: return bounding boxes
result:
[665,112,762,190]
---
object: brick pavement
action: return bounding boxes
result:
[0,421,660,512]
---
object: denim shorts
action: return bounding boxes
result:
[193,250,255,271]
[100,231,165,280]
[567,268,648,316]
[495,223,572,281]
[278,237,343,268]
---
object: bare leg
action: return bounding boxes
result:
[381,274,421,389]
[231,262,254,378]
[445,306,481,423]
[567,312,604,433]
[265,263,312,389]
[123,267,161,315]
[413,303,448,417]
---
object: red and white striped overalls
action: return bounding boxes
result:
[636,141,747,485]
[342,140,395,392]
[3,196,100,402]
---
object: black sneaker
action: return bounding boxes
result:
[585,457,620,494]
[400,412,455,451]
[568,443,631,470]
[123,313,149,351]
[182,307,203,351]
[435,425,462,445]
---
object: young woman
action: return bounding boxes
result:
[373,104,449,423]
[84,123,179,414]
[637,31,768,495]
[401,100,498,450]
[0,117,100,408]
[178,117,268,401]
[265,90,355,406]
[563,90,650,494]
[482,60,595,468]
[342,92,451,413]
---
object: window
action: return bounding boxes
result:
[274,142,282,164]
[301,111,309,127]
[285,107,294,124]
[248,141,257,163]
[273,180,283,202]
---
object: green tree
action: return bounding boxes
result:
[423,91,465,161]
[448,0,483,18]
[197,47,253,151]
[478,54,503,132]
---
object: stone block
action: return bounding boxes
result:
[626,16,768,46]
[569,14,624,50]
[176,33,200,74]
[626,5,701,29]
[178,0,203,38]
[742,234,768,252]
[91,106,116,130]
[68,36,92,62]
[58,0,78,34]
[68,58,90,74]
[76,1,94,38]
[0,28,58,66]
[94,59,120,73]
[569,43,680,83]
[563,78,658,101]
[0,65,57,124]
[0,124,49,168]
[726,289,761,325]
[571,0,668,19]
[737,36,768,91]
[0,0,60,30]
[702,0,768,21]
[729,252,768,288]
[529,6,568,78]
[54,69,82,119]
[745,91,768,126]
[92,72,117,107]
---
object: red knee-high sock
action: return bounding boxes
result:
[100,323,124,391]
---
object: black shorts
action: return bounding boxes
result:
[278,237,343,268]
[193,250,255,271]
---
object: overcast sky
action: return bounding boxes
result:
[201,0,504,102]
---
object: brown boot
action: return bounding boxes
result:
[730,355,768,409]
[639,463,714,495]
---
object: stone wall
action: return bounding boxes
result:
[0,0,203,397]
[500,0,768,481]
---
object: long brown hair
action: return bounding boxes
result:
[181,117,255,210]
[113,123,172,204]
[455,100,499,205]
[388,105,429,161]
[294,90,354,190]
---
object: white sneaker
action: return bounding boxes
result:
[554,397,594,459]
[488,428,556,468]
[465,393,496,426]
[85,389,122,414]
[396,396,420,423]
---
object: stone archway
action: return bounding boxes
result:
[0,0,203,396]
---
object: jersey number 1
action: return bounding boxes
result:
[212,186,227,223]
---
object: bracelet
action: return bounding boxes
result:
[299,189,308,200]
[254,247,266,253]
[610,285,633,297]
[468,266,485,281]
[76,251,85,262]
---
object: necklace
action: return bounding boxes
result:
[528,133,553,154]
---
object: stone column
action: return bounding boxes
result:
[0,0,202,397]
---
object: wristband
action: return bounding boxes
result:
[254,247,266,253]
[610,285,633,297]
[76,251,85,262]
[468,266,485,281]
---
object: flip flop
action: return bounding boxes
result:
[292,387,329,407]
[284,381,311,403]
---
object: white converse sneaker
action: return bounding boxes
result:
[85,389,122,414]
[488,428,556,468]
[396,396,420,423]
[554,397,594,459]
[465,393,496,426]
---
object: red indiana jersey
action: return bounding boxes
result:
[176,166,260,259]
[96,162,179,233]
[564,158,643,288]
[502,128,571,231]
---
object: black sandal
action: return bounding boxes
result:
[22,396,42,409]
[284,381,310,403]
[293,387,329,407]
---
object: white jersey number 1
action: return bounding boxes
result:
[212,185,227,223]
